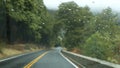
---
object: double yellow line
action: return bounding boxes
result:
[24,52,48,68]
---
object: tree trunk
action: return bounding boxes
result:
[6,13,11,44]
[5,1,11,44]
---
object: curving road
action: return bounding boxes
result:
[0,48,77,68]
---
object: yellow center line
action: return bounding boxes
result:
[24,51,48,68]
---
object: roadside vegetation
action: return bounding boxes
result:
[55,1,120,64]
[0,43,42,59]
[0,0,55,58]
[0,0,120,64]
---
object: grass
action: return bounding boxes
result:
[1,48,22,56]
[0,43,41,59]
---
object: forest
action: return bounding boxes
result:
[0,0,120,64]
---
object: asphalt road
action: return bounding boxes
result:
[0,48,76,68]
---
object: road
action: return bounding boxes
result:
[0,48,77,68]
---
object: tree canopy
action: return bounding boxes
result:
[0,0,120,63]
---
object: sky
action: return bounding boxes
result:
[43,0,120,12]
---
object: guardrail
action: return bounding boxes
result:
[62,50,120,68]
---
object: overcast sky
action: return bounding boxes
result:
[43,0,120,12]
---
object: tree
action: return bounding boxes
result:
[39,12,56,47]
[57,1,93,49]
[1,0,52,44]
[0,0,6,41]
[83,8,120,62]
[83,32,114,60]
[94,8,118,35]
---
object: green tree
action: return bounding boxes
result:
[94,8,118,35]
[83,8,120,62]
[57,1,93,49]
[0,0,6,41]
[39,12,56,47]
[83,32,114,60]
[1,0,53,45]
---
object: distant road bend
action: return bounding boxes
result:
[0,47,78,68]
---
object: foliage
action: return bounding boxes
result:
[0,0,120,63]
[0,0,56,47]
[56,1,120,63]
[83,8,120,62]
[57,1,93,49]
[83,32,114,59]
[0,0,6,40]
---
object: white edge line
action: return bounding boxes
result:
[63,50,120,68]
[0,51,40,62]
[67,56,86,68]
[0,53,26,62]
[59,51,79,68]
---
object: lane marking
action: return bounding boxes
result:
[24,52,48,68]
[63,50,120,68]
[65,55,86,68]
[60,52,79,68]
[0,51,41,62]
[0,54,26,62]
